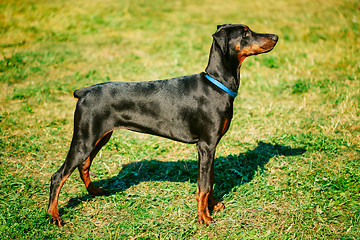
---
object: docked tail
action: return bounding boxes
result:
[73,83,108,99]
[73,88,88,99]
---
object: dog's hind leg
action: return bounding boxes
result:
[47,166,72,226]
[48,139,91,226]
[48,126,110,226]
[78,131,113,196]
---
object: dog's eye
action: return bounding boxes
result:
[243,29,250,38]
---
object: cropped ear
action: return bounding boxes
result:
[212,29,228,55]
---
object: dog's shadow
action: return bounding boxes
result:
[66,141,306,208]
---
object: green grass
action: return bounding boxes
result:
[0,0,359,238]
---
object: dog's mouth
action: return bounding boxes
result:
[253,44,276,55]
[239,43,276,58]
[254,34,278,55]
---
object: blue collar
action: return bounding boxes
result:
[205,74,238,98]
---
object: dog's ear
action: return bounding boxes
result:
[212,28,228,55]
[217,24,229,30]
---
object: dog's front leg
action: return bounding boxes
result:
[196,141,218,225]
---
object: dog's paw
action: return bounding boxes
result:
[87,183,108,196]
[198,212,213,226]
[49,215,63,227]
[212,202,225,212]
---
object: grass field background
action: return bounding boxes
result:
[0,0,359,239]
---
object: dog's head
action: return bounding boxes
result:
[213,24,278,65]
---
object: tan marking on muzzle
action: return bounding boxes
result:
[236,37,276,65]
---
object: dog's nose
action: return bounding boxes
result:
[271,34,279,42]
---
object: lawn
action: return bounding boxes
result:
[0,0,359,239]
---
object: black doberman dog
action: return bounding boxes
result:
[48,24,278,226]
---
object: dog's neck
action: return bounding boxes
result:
[205,41,241,94]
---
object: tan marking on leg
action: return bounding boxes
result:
[48,173,71,227]
[79,131,113,195]
[196,182,213,225]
